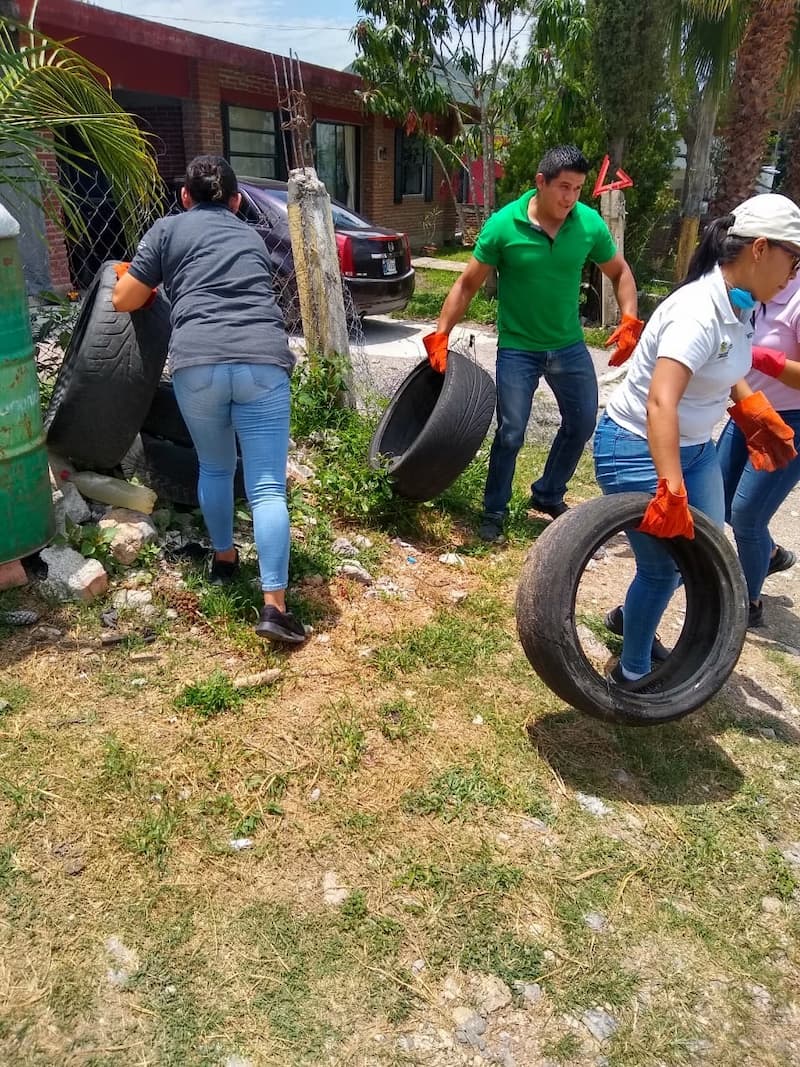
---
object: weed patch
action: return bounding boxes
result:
[175,671,243,719]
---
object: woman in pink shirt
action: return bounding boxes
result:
[717,272,800,627]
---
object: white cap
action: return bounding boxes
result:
[730,193,800,246]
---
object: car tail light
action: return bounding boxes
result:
[336,233,355,277]
[402,233,410,265]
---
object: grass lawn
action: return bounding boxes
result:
[2,429,799,1066]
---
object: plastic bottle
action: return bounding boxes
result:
[62,470,157,514]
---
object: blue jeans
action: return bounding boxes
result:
[717,411,800,603]
[593,413,725,676]
[172,362,291,592]
[483,342,598,517]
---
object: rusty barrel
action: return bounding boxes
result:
[0,204,55,564]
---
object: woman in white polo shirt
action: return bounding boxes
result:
[593,194,800,690]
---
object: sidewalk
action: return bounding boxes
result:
[411,256,467,272]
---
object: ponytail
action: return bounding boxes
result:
[681,214,751,286]
[184,155,238,205]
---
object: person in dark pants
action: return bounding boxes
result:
[111,155,306,645]
[423,145,640,541]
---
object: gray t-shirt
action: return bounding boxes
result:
[128,202,294,374]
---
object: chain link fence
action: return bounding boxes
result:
[35,169,393,409]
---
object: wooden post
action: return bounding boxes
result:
[600,189,626,327]
[286,168,355,407]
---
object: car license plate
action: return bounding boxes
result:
[382,257,397,276]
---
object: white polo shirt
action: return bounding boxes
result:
[606,265,754,446]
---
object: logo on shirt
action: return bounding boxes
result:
[717,339,731,358]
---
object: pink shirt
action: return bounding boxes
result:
[748,274,800,412]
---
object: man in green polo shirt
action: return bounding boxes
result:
[424,145,641,541]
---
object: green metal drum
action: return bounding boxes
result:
[0,204,55,565]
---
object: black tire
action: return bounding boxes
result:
[141,380,193,447]
[368,351,496,501]
[515,493,748,726]
[121,433,246,507]
[44,261,171,468]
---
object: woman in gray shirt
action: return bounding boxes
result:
[112,155,305,644]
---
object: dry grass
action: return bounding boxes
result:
[2,450,800,1066]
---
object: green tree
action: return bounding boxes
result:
[351,0,534,213]
[0,12,161,250]
[587,0,673,167]
[668,0,750,278]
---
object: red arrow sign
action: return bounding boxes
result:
[592,155,634,197]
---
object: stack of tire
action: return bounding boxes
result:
[44,261,243,506]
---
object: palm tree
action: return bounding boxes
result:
[711,0,799,216]
[669,0,750,279]
[0,13,162,250]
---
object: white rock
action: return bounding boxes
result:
[472,715,484,725]
[582,1007,618,1042]
[309,787,321,802]
[439,552,465,567]
[782,843,800,867]
[40,546,108,602]
[229,837,254,851]
[60,480,92,524]
[223,1057,255,1067]
[448,589,468,603]
[575,792,612,817]
[322,870,349,905]
[761,895,782,914]
[105,935,140,987]
[474,973,512,1013]
[584,911,608,933]
[514,981,543,1006]
[98,508,158,565]
[576,624,610,661]
[332,536,359,556]
[285,457,314,484]
[112,589,154,611]
[337,562,373,585]
[411,958,426,975]
[353,535,372,549]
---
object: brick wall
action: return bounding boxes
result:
[182,63,224,160]
[361,116,458,249]
[131,104,186,182]
[38,147,72,292]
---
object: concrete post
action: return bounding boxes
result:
[286,168,354,407]
[600,189,626,327]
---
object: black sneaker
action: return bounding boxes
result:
[606,661,664,694]
[209,549,240,585]
[477,516,506,543]
[748,600,764,629]
[604,605,671,663]
[529,496,569,519]
[254,605,307,644]
[767,545,796,576]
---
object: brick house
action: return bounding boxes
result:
[14,0,458,291]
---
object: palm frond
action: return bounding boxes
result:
[0,17,163,246]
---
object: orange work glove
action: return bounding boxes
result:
[112,261,158,309]
[728,391,798,473]
[606,313,645,367]
[422,331,449,374]
[637,478,695,539]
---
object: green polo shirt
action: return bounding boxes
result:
[473,190,616,351]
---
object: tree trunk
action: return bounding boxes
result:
[675,83,719,280]
[780,105,800,203]
[711,0,798,216]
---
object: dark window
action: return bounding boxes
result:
[223,105,283,179]
[393,129,433,203]
[315,121,359,210]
